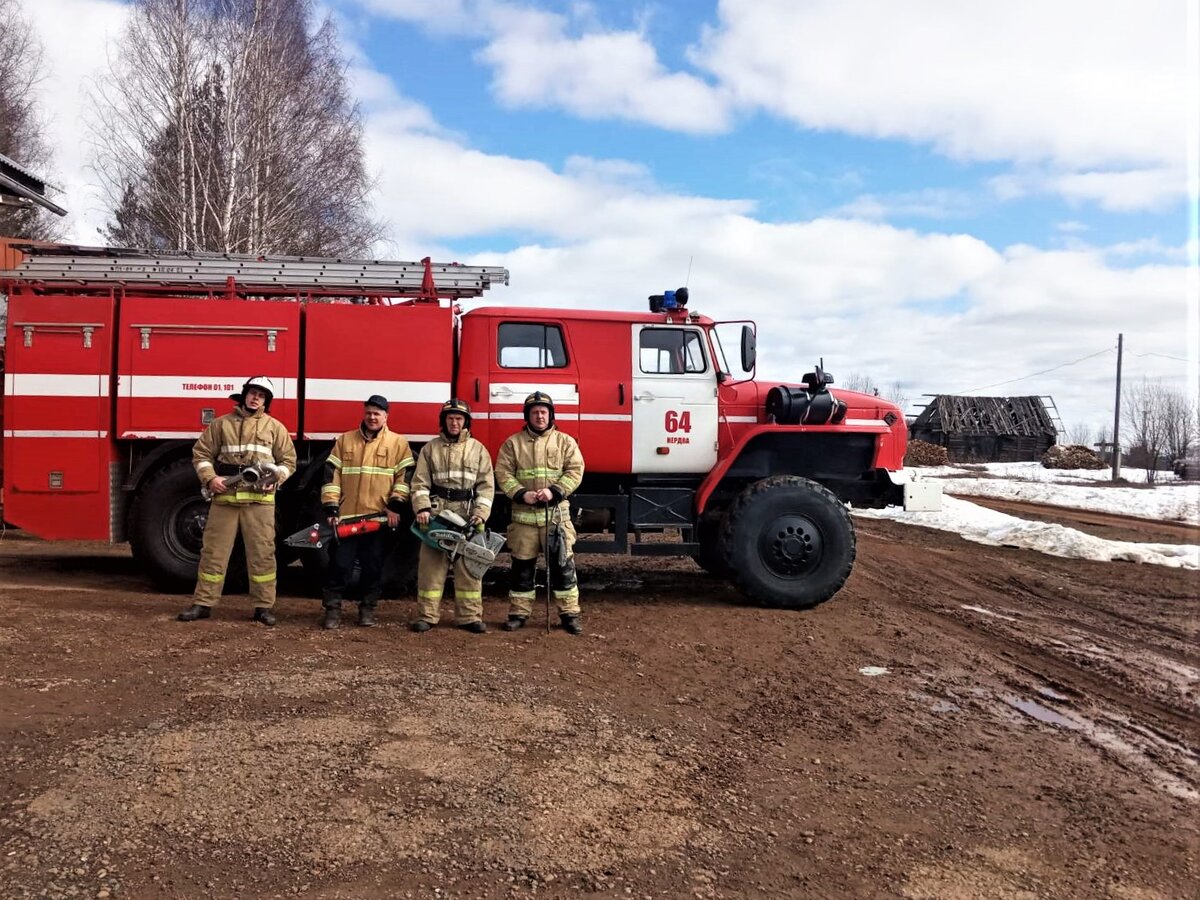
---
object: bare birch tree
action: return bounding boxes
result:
[1161,386,1196,464]
[1064,422,1093,446]
[92,0,381,255]
[1121,378,1171,483]
[0,0,64,240]
[840,372,910,411]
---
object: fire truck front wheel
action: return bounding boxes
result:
[720,475,856,609]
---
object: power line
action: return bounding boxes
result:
[955,346,1115,394]
[1131,351,1190,363]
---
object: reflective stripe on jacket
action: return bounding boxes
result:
[411,429,495,522]
[193,408,297,506]
[321,425,414,518]
[494,426,584,526]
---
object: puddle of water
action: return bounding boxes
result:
[1001,694,1080,729]
[859,666,890,677]
[960,604,1017,622]
[995,693,1199,802]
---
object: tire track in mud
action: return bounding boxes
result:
[854,523,1199,726]
[852,521,1200,802]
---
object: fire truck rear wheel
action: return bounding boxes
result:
[130,458,249,592]
[720,475,855,609]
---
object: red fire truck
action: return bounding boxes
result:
[0,242,938,608]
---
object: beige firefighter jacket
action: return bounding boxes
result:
[495,425,584,526]
[193,407,297,506]
[411,429,495,522]
[321,425,414,519]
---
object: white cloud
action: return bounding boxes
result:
[477,9,729,132]
[23,0,129,243]
[696,0,1187,171]
[992,166,1186,212]
[835,188,980,221]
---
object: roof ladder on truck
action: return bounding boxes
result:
[0,244,510,302]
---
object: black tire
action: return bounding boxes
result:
[720,475,855,609]
[129,458,247,593]
[692,513,732,578]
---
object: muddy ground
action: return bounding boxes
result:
[0,505,1196,899]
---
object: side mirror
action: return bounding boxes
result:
[740,325,756,373]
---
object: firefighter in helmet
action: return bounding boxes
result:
[179,376,297,625]
[494,391,585,634]
[410,399,496,633]
[318,395,414,629]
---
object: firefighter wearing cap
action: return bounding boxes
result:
[494,391,585,634]
[178,376,297,626]
[318,395,414,629]
[410,399,495,633]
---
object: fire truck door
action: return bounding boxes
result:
[485,319,580,444]
[631,325,717,473]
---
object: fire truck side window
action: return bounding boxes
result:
[639,328,707,375]
[498,322,568,368]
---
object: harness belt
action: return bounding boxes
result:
[432,485,474,502]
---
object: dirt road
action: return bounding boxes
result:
[0,510,1196,899]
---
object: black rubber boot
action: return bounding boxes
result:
[358,606,377,628]
[321,607,341,630]
[560,614,583,635]
[252,607,276,627]
[459,621,487,634]
[177,604,211,622]
[410,620,433,633]
[503,616,527,631]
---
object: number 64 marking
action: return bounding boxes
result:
[664,410,692,433]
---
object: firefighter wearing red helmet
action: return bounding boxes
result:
[318,395,414,629]
[494,390,586,634]
[410,399,496,633]
[178,376,297,626]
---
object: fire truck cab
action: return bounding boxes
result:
[0,242,938,610]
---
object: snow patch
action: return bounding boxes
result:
[856,496,1200,570]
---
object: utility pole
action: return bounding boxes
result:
[1112,333,1123,481]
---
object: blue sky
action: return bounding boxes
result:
[21,0,1200,434]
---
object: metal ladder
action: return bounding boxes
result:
[0,244,509,299]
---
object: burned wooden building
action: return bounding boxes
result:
[909,395,1058,463]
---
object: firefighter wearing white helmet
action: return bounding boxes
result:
[494,391,585,634]
[178,376,297,626]
[410,399,496,633]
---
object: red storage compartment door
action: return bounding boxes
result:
[3,293,116,539]
[115,297,301,437]
[303,303,453,441]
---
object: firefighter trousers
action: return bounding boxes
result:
[506,519,580,618]
[416,543,483,625]
[193,502,277,608]
[323,529,389,610]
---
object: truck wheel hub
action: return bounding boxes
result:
[758,515,822,577]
